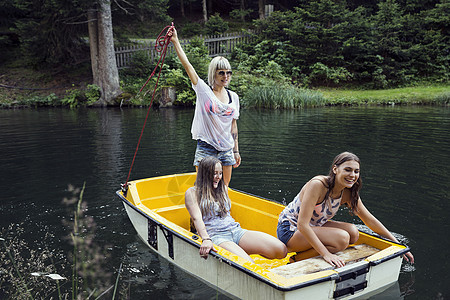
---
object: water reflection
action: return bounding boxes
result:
[1,106,449,299]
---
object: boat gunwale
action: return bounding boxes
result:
[116,180,410,292]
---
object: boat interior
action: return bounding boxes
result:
[124,173,402,272]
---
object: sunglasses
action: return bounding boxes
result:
[217,70,233,76]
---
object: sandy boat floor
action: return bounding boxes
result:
[251,244,379,279]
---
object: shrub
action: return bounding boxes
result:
[23,93,59,107]
[61,87,84,108]
[179,22,205,37]
[229,9,253,22]
[120,50,156,78]
[308,62,353,87]
[85,84,101,104]
[205,13,229,35]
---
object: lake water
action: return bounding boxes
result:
[1,106,449,299]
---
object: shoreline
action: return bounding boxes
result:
[1,67,449,108]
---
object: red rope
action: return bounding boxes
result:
[122,23,175,191]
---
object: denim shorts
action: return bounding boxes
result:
[193,140,236,166]
[210,226,247,246]
[277,220,296,245]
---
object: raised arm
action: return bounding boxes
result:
[185,187,216,258]
[168,28,199,85]
[356,198,414,263]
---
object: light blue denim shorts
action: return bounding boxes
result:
[210,226,247,246]
[193,140,236,167]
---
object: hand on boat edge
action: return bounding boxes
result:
[200,239,217,259]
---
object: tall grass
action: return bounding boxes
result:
[0,184,126,299]
[242,84,449,108]
[243,85,326,108]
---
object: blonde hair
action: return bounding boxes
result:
[207,56,232,87]
[195,156,230,217]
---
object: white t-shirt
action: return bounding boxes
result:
[191,78,240,151]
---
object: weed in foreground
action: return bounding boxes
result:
[0,183,127,299]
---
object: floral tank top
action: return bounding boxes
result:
[278,190,342,231]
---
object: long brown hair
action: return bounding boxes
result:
[325,152,362,214]
[195,156,230,217]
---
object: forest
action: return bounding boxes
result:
[0,0,448,107]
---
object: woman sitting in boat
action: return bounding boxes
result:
[277,151,414,267]
[185,156,287,261]
[169,27,240,187]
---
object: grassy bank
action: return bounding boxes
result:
[319,85,450,106]
[1,66,449,108]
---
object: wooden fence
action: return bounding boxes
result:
[115,32,255,69]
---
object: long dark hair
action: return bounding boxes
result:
[325,152,362,214]
[194,156,230,217]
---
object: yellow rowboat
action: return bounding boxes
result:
[116,173,409,300]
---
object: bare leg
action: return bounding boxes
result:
[222,165,232,186]
[238,231,287,259]
[219,241,254,262]
[286,226,351,254]
[323,220,359,244]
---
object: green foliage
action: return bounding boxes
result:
[62,88,84,108]
[244,85,326,109]
[434,91,450,105]
[319,85,450,105]
[205,13,229,35]
[250,0,449,88]
[308,62,353,87]
[163,68,195,105]
[184,37,210,79]
[24,93,59,107]
[229,9,253,21]
[121,50,156,78]
[10,0,91,67]
[85,84,101,104]
[179,22,205,37]
[112,0,170,26]
[61,84,101,108]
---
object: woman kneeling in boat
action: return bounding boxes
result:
[277,152,414,267]
[185,156,287,261]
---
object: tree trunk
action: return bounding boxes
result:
[180,0,185,18]
[88,9,99,87]
[241,0,245,22]
[88,0,121,106]
[202,0,207,22]
[258,0,265,19]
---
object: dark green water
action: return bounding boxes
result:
[1,106,449,299]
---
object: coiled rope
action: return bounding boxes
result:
[122,23,175,194]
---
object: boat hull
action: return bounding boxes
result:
[117,173,408,300]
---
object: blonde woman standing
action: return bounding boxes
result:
[169,28,240,186]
